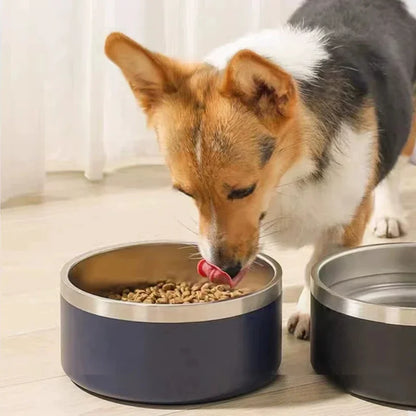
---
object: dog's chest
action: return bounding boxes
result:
[267,124,374,247]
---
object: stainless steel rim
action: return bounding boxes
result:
[311,242,416,326]
[61,241,282,323]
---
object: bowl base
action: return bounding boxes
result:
[350,391,416,411]
[71,375,277,406]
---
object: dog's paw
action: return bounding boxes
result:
[372,217,407,238]
[287,311,310,340]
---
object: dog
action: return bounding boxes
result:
[105,0,416,339]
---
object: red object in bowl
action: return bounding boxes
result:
[197,260,247,287]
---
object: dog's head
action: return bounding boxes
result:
[105,33,303,278]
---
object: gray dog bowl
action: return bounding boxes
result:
[60,241,282,404]
[311,242,416,407]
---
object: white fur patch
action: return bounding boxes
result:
[198,236,213,263]
[403,0,416,19]
[198,201,218,263]
[204,25,329,81]
[267,122,374,247]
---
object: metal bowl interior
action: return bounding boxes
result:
[61,241,281,323]
[312,242,416,325]
[68,242,276,294]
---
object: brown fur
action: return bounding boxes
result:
[402,112,416,157]
[105,32,309,266]
[105,32,197,117]
[342,101,379,247]
[343,192,374,247]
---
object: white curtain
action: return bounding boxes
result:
[1,0,304,204]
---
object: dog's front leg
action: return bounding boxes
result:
[288,193,373,339]
[287,227,344,340]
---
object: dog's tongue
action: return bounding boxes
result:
[197,260,247,288]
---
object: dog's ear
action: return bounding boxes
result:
[105,32,189,114]
[221,49,297,119]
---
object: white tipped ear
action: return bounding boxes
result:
[105,32,183,113]
[221,49,297,118]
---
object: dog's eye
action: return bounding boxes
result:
[174,186,194,198]
[228,183,256,200]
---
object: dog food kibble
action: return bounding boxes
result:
[106,280,252,304]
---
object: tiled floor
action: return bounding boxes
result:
[2,164,416,415]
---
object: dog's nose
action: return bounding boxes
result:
[223,262,242,278]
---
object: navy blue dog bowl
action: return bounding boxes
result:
[61,242,282,404]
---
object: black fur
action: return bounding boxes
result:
[289,0,416,182]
